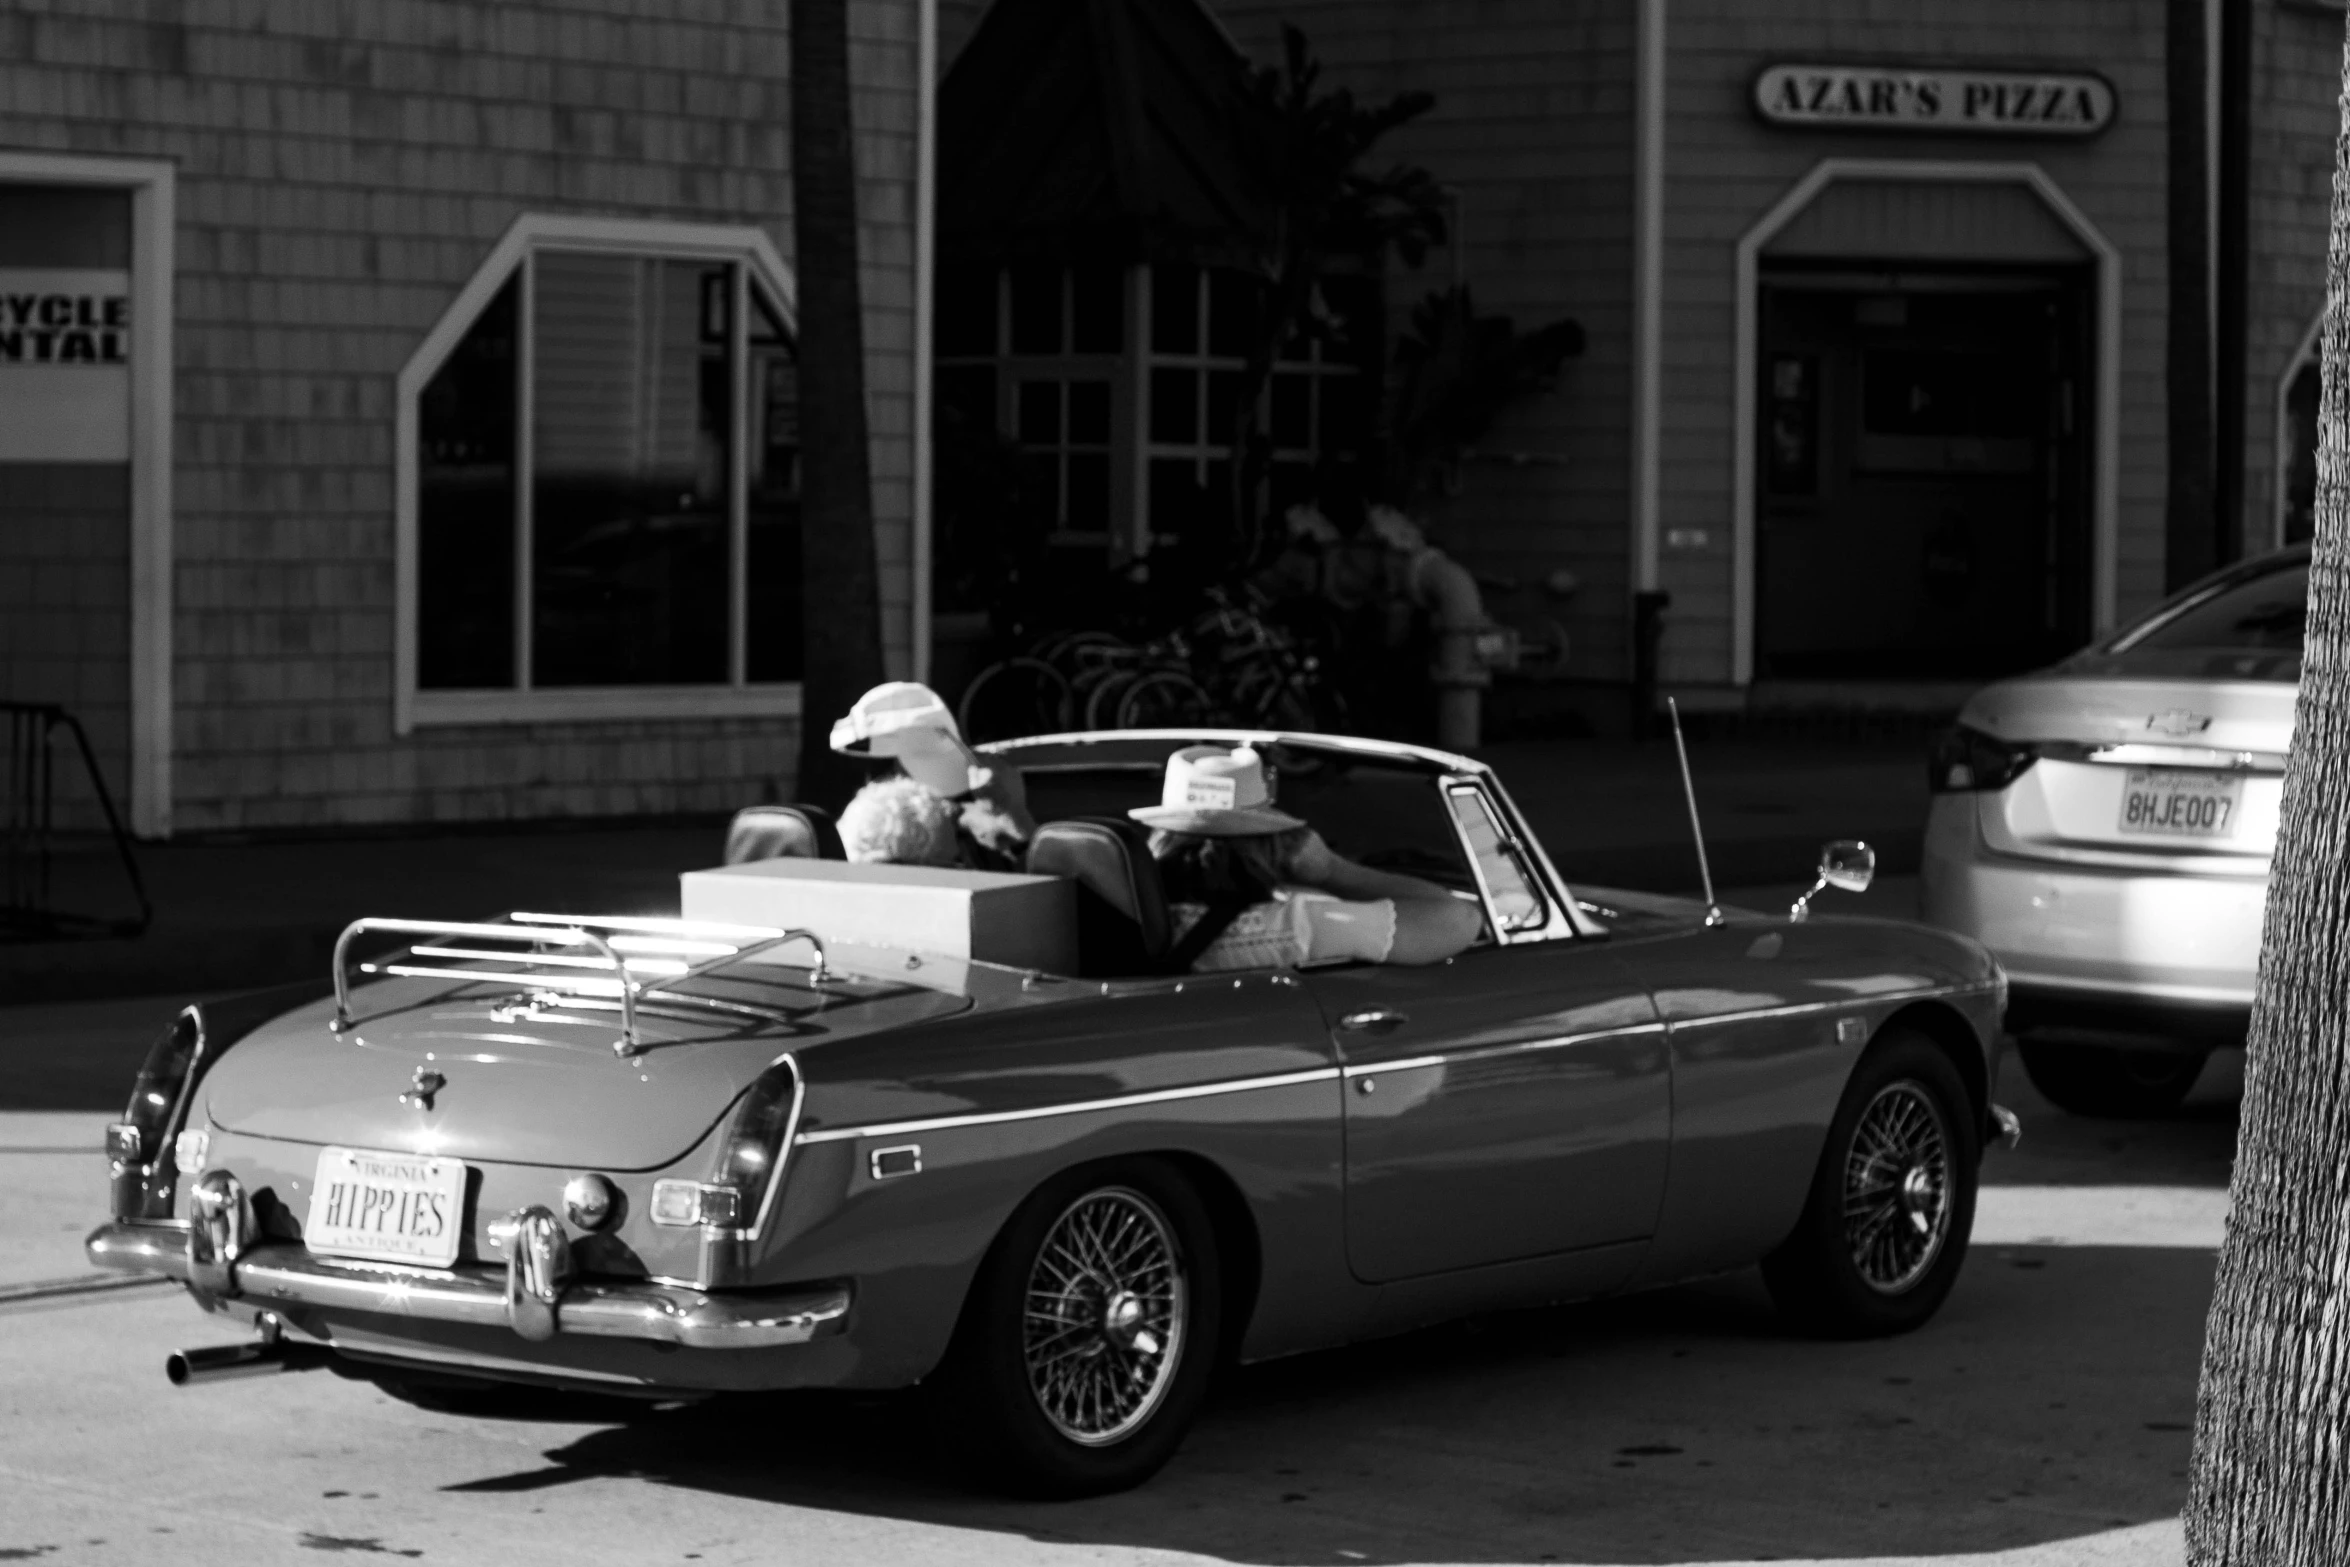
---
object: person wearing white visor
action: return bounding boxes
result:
[830,682,1035,870]
[1134,744,1480,973]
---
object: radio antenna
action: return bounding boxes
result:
[1667,697,1723,926]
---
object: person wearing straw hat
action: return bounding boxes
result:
[830,682,1035,871]
[1134,744,1481,973]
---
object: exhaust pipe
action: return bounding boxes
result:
[166,1313,329,1387]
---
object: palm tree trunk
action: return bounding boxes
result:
[791,0,887,808]
[2186,17,2350,1559]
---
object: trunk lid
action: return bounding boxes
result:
[204,974,973,1169]
[1963,671,2294,872]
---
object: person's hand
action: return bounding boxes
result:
[1283,829,1336,886]
[970,764,1035,839]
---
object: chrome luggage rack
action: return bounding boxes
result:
[330,912,830,1057]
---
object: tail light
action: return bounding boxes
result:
[109,1009,205,1220]
[105,982,336,1222]
[1928,725,2037,794]
[651,1056,803,1234]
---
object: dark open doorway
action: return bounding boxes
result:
[1755,268,2094,681]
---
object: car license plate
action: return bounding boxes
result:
[2118,768,2241,839]
[305,1147,466,1268]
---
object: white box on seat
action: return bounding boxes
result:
[679,858,1077,973]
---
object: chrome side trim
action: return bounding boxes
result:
[1661,982,1995,1031]
[1340,1054,1449,1077]
[794,1065,1345,1145]
[1338,1021,1669,1076]
[85,1221,851,1351]
[792,986,1993,1148]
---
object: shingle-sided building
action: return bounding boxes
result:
[1016,0,2340,712]
[0,0,929,836]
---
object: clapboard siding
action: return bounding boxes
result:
[0,0,921,832]
[1654,0,2173,682]
[2238,1,2339,553]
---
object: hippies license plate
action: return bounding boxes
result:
[2117,768,2241,840]
[304,1147,466,1268]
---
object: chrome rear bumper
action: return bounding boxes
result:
[87,1176,849,1353]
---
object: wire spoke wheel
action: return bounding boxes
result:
[1840,1081,1952,1294]
[1021,1186,1188,1448]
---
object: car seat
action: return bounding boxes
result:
[722,804,844,865]
[1024,816,1171,977]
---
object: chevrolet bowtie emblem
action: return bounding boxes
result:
[2144,710,2212,738]
[398,1067,446,1111]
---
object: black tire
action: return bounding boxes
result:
[1762,1030,1980,1338]
[1082,669,1139,731]
[937,1158,1222,1497]
[2017,1035,2207,1118]
[957,658,1070,743]
[1116,669,1220,729]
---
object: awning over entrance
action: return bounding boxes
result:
[938,0,1278,268]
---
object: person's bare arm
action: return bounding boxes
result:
[1286,832,1481,963]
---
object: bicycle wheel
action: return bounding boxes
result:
[958,658,1072,743]
[1083,669,1140,731]
[1224,657,1318,733]
[1115,670,1221,730]
[1037,630,1131,681]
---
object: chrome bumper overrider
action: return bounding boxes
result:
[86,1173,849,1353]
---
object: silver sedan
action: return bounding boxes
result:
[1921,545,2303,1115]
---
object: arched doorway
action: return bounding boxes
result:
[1735,162,2120,688]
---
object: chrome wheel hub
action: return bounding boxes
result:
[1842,1082,1952,1295]
[1022,1187,1186,1447]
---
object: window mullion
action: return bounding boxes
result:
[515,252,537,691]
[1126,263,1150,560]
[728,264,750,687]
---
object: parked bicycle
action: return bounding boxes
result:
[956,584,1344,741]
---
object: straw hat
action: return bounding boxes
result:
[1129,745,1305,837]
[829,682,988,797]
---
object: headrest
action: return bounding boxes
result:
[1026,816,1170,976]
[723,804,844,865]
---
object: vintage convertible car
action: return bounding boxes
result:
[89,729,2011,1495]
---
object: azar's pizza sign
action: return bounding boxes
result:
[1753,64,2115,138]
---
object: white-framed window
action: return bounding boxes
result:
[395,215,800,732]
[932,261,1374,567]
[1141,264,1371,542]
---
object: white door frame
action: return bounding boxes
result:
[2274,307,2323,550]
[0,151,176,837]
[1729,159,2122,685]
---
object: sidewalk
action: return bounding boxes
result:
[0,736,1929,1004]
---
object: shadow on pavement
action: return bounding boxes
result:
[445,1243,2211,1565]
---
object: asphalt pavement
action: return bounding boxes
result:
[0,909,2236,1567]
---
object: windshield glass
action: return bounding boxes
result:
[2073,550,2306,682]
[1008,740,1476,892]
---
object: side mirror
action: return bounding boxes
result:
[1790,839,1875,922]
[1820,838,1875,893]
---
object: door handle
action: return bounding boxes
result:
[1338,1008,1409,1035]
